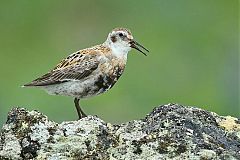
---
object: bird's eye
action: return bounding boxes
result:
[119,33,123,37]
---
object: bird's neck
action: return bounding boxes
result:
[103,41,129,60]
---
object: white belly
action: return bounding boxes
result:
[41,74,105,98]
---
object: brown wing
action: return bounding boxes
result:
[24,51,99,86]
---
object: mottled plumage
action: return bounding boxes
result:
[23,27,149,119]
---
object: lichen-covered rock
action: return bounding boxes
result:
[0,104,239,160]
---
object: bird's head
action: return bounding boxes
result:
[105,28,149,58]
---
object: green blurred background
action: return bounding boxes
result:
[0,0,239,126]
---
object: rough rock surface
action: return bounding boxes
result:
[0,103,239,160]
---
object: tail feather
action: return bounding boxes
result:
[22,82,39,87]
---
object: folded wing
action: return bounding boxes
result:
[24,52,99,86]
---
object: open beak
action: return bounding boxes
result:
[130,40,149,56]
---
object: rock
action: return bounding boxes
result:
[0,103,239,160]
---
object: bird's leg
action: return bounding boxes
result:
[74,98,87,119]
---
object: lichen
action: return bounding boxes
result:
[0,132,21,160]
[0,104,240,159]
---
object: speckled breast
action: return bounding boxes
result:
[94,64,125,93]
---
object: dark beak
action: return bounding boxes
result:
[130,40,149,56]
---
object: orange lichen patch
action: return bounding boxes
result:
[218,116,240,131]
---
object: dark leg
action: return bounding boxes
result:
[74,98,87,119]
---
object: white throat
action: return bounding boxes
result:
[111,45,130,59]
[104,41,131,59]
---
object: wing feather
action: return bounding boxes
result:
[24,51,99,86]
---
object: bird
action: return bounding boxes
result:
[23,27,149,119]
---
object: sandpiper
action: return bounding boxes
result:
[23,28,149,119]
